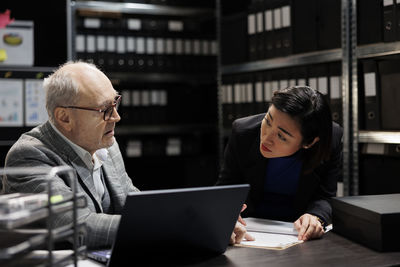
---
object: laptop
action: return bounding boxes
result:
[88,184,249,266]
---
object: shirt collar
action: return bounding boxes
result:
[49,121,108,170]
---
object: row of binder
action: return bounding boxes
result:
[221,63,343,127]
[75,35,217,56]
[222,0,398,64]
[244,0,341,61]
[75,35,217,72]
[118,86,216,125]
[124,135,206,158]
[77,16,215,37]
[360,58,400,131]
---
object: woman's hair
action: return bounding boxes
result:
[271,86,333,173]
[43,61,96,123]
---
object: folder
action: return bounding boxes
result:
[361,60,381,130]
[360,143,400,195]
[254,73,266,114]
[222,77,235,127]
[308,64,329,101]
[328,62,343,126]
[378,59,400,130]
[358,0,383,44]
[248,12,258,61]
[263,8,275,59]
[316,0,341,50]
[291,0,318,53]
[383,0,396,42]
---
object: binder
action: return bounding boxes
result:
[383,0,396,42]
[316,0,341,50]
[254,73,265,114]
[308,64,329,100]
[222,76,235,127]
[397,0,400,40]
[248,12,257,61]
[361,60,381,130]
[378,59,400,129]
[358,0,383,44]
[263,8,275,58]
[244,74,255,117]
[360,143,400,194]
[291,0,318,53]
[328,62,343,126]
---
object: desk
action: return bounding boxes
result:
[80,232,400,266]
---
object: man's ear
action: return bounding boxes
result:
[54,107,72,132]
[303,137,320,149]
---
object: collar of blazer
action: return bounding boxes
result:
[41,121,104,212]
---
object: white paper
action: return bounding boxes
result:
[239,231,302,249]
[237,217,301,249]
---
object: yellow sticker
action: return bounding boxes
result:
[0,49,7,62]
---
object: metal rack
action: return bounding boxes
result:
[0,166,86,267]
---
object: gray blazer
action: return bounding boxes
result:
[2,121,139,248]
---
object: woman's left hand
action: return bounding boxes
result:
[294,213,324,241]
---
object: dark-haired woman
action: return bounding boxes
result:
[219,86,343,243]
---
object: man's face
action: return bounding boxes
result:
[67,65,120,155]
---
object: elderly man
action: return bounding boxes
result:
[2,61,139,248]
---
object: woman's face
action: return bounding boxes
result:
[260,105,304,158]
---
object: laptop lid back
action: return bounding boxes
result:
[108,184,249,265]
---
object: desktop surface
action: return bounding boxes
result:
[82,232,400,267]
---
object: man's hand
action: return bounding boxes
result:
[229,204,255,244]
[294,213,324,241]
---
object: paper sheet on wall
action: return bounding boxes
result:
[235,217,303,250]
[0,79,23,126]
[25,79,48,126]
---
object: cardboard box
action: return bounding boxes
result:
[0,20,34,66]
[331,194,400,251]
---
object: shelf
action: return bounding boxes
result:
[357,42,400,59]
[0,66,54,73]
[107,72,216,84]
[72,1,214,17]
[115,124,216,135]
[358,130,400,144]
[221,48,342,75]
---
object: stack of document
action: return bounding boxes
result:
[236,217,303,250]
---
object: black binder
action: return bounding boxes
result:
[383,0,396,42]
[378,59,400,129]
[292,0,318,53]
[328,62,343,126]
[361,60,381,130]
[254,73,266,114]
[316,0,341,50]
[221,12,247,64]
[360,143,400,195]
[358,0,383,44]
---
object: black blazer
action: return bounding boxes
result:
[217,113,343,225]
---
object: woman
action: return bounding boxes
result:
[219,86,343,243]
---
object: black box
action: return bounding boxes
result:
[331,194,400,252]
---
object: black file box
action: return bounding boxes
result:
[331,194,400,252]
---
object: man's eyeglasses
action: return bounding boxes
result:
[60,95,122,121]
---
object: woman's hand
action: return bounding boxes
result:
[229,204,255,244]
[294,213,324,241]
